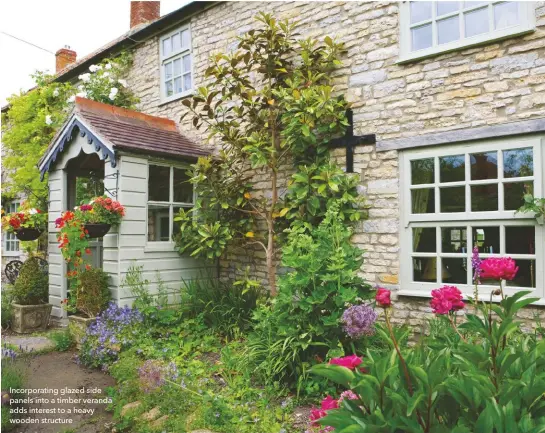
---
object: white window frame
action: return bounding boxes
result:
[159,24,193,103]
[3,201,20,256]
[399,1,536,63]
[146,162,195,248]
[399,136,545,302]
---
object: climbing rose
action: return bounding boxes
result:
[480,257,519,281]
[430,285,465,315]
[375,287,391,307]
[329,355,363,370]
[341,304,377,338]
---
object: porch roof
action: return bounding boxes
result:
[39,97,209,179]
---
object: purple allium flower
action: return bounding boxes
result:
[472,245,482,284]
[138,359,179,393]
[341,304,377,338]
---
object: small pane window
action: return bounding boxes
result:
[412,189,435,214]
[504,181,532,210]
[173,168,193,203]
[437,16,460,45]
[440,155,465,183]
[413,257,437,282]
[173,58,182,76]
[441,227,467,253]
[411,1,432,23]
[148,205,170,242]
[172,33,181,51]
[411,158,434,184]
[412,24,433,50]
[165,62,173,80]
[494,1,519,29]
[413,227,436,252]
[465,7,489,37]
[148,165,170,202]
[472,226,500,254]
[506,226,535,255]
[471,184,498,211]
[471,151,497,180]
[503,148,533,178]
[161,26,192,99]
[163,38,171,56]
[437,1,460,16]
[440,186,465,212]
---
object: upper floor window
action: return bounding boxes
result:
[147,163,194,243]
[3,201,20,253]
[400,137,544,301]
[399,1,535,62]
[160,25,192,102]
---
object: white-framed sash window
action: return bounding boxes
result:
[399,136,544,301]
[160,25,193,102]
[3,201,20,255]
[399,1,535,62]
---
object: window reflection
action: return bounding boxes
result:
[472,226,500,254]
[503,148,533,178]
[470,151,497,180]
[441,227,467,253]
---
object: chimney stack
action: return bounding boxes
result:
[55,45,77,73]
[130,1,160,28]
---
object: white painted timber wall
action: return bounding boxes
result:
[115,153,211,306]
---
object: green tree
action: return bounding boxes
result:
[177,13,352,295]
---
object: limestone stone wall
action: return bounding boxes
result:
[126,1,545,328]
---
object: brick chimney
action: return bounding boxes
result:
[130,1,160,28]
[55,46,77,73]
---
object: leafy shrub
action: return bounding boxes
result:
[75,268,111,318]
[244,202,371,387]
[49,330,73,352]
[12,257,48,305]
[78,303,143,369]
[1,288,14,329]
[180,275,264,339]
[311,290,545,432]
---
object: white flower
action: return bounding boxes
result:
[108,87,119,100]
[67,95,76,103]
[89,64,99,72]
[45,115,53,125]
[78,84,85,91]
[52,89,59,97]
[105,63,112,70]
[89,200,94,204]
[78,73,91,82]
[74,206,79,210]
[103,71,110,78]
[118,79,128,88]
[29,208,38,215]
[76,91,87,98]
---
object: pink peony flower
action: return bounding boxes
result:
[338,390,359,403]
[320,395,339,410]
[479,257,519,281]
[329,354,363,370]
[430,285,465,315]
[375,287,391,307]
[309,408,327,425]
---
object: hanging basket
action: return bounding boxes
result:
[84,223,111,238]
[15,228,42,241]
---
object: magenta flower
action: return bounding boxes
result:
[329,354,363,370]
[480,257,519,281]
[79,204,93,211]
[375,287,391,307]
[320,395,339,410]
[430,285,465,315]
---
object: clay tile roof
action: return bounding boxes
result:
[75,97,209,159]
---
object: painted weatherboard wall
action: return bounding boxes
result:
[115,153,211,307]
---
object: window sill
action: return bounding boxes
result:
[2,251,22,257]
[398,25,535,64]
[158,90,194,107]
[396,289,545,306]
[144,242,177,253]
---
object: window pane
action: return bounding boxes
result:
[181,29,190,48]
[183,55,191,73]
[442,258,467,284]
[505,259,536,288]
[410,1,432,23]
[412,24,433,50]
[173,168,193,203]
[173,58,182,76]
[413,227,436,252]
[172,33,181,51]
[413,257,437,282]
[411,158,434,185]
[148,205,170,242]
[441,227,467,253]
[438,16,460,45]
[464,7,489,37]
[162,38,171,56]
[506,226,535,255]
[164,62,173,80]
[503,148,533,178]
[472,226,500,254]
[438,1,460,16]
[440,186,465,212]
[183,74,192,92]
[412,189,435,213]
[471,151,497,180]
[174,77,182,94]
[165,81,173,97]
[148,165,170,202]
[504,181,533,210]
[471,184,498,211]
[440,155,465,183]
[494,1,519,30]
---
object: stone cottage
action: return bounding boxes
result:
[42,1,545,327]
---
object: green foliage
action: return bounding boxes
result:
[311,291,545,432]
[176,13,350,294]
[12,257,48,305]
[75,268,111,318]
[244,203,371,387]
[49,330,74,352]
[518,193,545,219]
[180,274,265,339]
[1,288,14,329]
[1,52,137,208]
[1,350,26,431]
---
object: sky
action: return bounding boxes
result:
[0,1,190,106]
